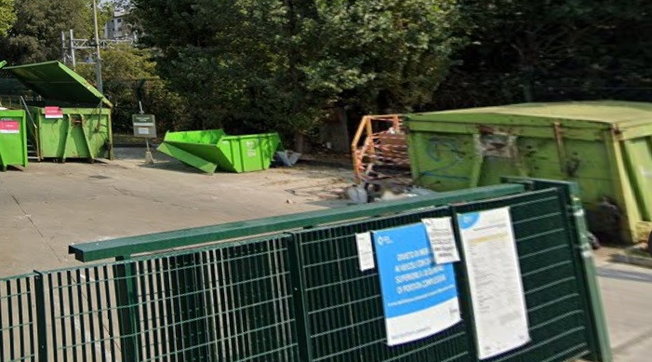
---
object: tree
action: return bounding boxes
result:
[432,0,652,108]
[132,0,461,146]
[0,0,112,64]
[0,0,16,37]
[77,45,188,133]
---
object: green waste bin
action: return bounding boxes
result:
[158,129,281,173]
[0,109,28,171]
[405,101,652,243]
[4,61,113,162]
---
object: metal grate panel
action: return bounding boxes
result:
[0,181,609,362]
[34,236,298,362]
[294,207,472,362]
[0,274,37,362]
[293,188,593,361]
[459,189,591,362]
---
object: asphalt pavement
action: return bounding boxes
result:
[594,252,652,362]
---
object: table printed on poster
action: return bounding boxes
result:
[458,207,530,359]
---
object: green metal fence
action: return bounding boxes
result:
[0,274,37,361]
[0,181,611,361]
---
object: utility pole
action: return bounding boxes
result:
[69,29,76,69]
[61,31,133,69]
[92,0,104,93]
[60,30,77,69]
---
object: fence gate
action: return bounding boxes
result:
[1,180,610,361]
[288,181,608,362]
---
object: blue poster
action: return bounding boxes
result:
[373,223,461,346]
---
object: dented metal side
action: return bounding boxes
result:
[405,101,652,243]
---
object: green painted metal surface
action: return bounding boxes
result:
[405,101,652,243]
[0,109,28,170]
[4,61,112,108]
[158,129,281,173]
[503,177,611,362]
[1,179,611,361]
[2,238,300,361]
[157,129,227,173]
[2,61,113,161]
[290,188,606,361]
[27,106,113,161]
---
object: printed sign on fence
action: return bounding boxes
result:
[422,217,460,264]
[373,223,461,346]
[355,232,375,271]
[458,207,530,359]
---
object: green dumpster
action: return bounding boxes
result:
[0,109,28,171]
[158,129,281,173]
[405,101,652,244]
[4,61,113,161]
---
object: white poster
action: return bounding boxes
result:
[458,207,530,359]
[422,217,460,264]
[355,232,375,271]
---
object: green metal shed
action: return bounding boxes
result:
[4,61,113,161]
[405,101,652,244]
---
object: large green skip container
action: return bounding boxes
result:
[158,129,281,173]
[4,61,113,161]
[405,101,652,244]
[0,109,28,171]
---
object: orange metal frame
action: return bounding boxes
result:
[350,114,410,184]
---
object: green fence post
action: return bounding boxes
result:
[287,235,313,361]
[113,256,141,362]
[554,182,613,362]
[449,205,481,360]
[34,272,48,362]
[502,177,612,362]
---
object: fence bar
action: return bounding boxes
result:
[34,272,48,362]
[113,257,141,362]
[288,235,313,361]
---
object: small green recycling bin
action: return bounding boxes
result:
[0,109,28,171]
[405,101,652,243]
[158,129,281,173]
[4,61,113,162]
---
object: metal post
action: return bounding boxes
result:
[61,31,66,63]
[34,273,48,362]
[288,237,313,361]
[139,102,155,164]
[69,29,76,69]
[114,256,141,362]
[501,177,613,362]
[92,0,103,93]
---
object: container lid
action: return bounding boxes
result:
[4,61,112,108]
[408,101,652,128]
[0,60,29,97]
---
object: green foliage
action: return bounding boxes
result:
[0,0,16,37]
[0,0,112,64]
[77,45,188,133]
[133,0,461,138]
[432,0,652,107]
